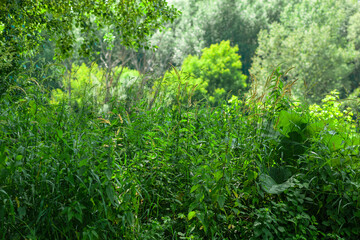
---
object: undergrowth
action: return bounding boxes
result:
[1,66,360,239]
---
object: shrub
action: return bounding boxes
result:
[157,40,247,105]
[50,63,141,112]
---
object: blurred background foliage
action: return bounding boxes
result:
[2,0,359,110]
[250,0,360,103]
[155,40,247,105]
[50,63,141,113]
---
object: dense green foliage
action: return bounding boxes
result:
[1,73,360,239]
[143,0,360,103]
[157,41,247,104]
[1,0,179,55]
[250,0,360,102]
[148,0,293,76]
[1,0,360,239]
[0,0,179,95]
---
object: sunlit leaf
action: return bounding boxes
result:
[188,211,196,220]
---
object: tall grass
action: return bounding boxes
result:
[1,64,360,239]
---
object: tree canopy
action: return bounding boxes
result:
[147,0,294,76]
[158,40,247,105]
[250,0,360,102]
[0,0,179,57]
[0,0,180,95]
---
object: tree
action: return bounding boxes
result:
[158,40,247,105]
[144,0,293,78]
[201,0,295,76]
[0,0,180,95]
[250,0,360,103]
[145,0,206,73]
[347,9,360,92]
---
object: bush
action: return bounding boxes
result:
[50,63,141,113]
[157,40,247,105]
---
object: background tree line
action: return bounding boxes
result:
[151,0,360,104]
[1,0,360,108]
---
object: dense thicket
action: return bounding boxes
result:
[1,0,360,239]
[1,73,360,239]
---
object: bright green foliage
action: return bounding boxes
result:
[250,0,360,102]
[158,40,247,104]
[51,63,102,106]
[309,90,355,129]
[275,107,359,164]
[255,76,360,167]
[192,41,247,94]
[201,0,295,76]
[51,63,140,112]
[0,0,179,58]
[308,90,359,158]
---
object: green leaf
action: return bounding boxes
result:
[214,170,223,182]
[67,209,74,221]
[217,195,225,209]
[188,211,196,220]
[259,173,294,194]
[354,211,360,217]
[105,169,113,180]
[196,212,207,232]
[126,211,134,225]
[190,184,200,193]
[29,100,36,115]
[247,170,258,181]
[79,158,87,167]
[17,206,26,220]
[57,129,63,139]
[196,192,205,203]
[106,185,115,206]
